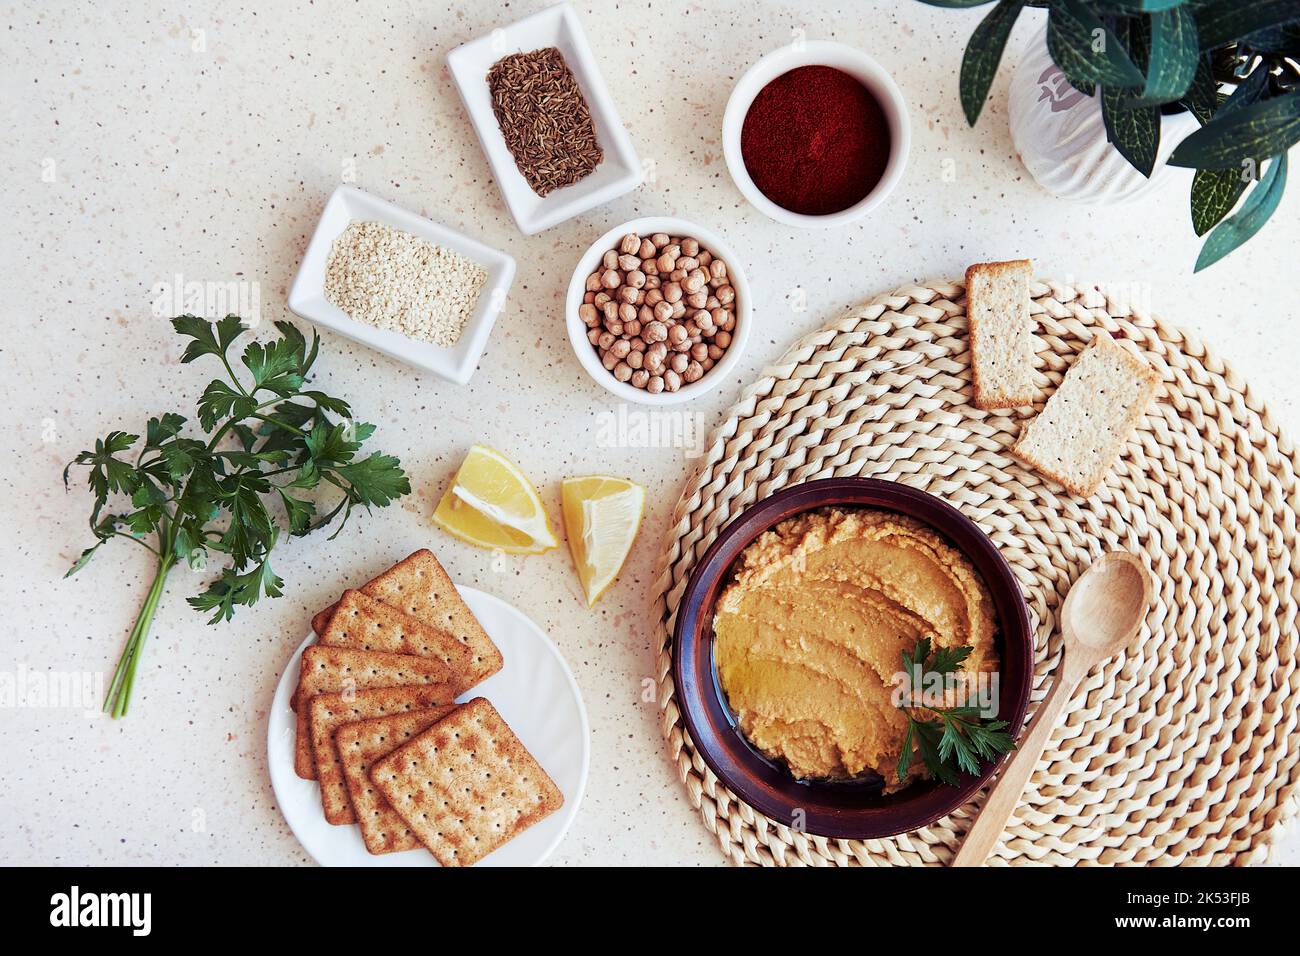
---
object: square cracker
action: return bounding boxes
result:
[336,706,458,854]
[1011,330,1162,497]
[312,550,502,689]
[309,687,457,825]
[966,259,1038,409]
[321,589,478,690]
[293,646,455,780]
[368,697,564,867]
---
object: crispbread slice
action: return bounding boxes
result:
[309,687,457,825]
[321,589,477,688]
[312,550,502,689]
[336,706,458,854]
[369,698,563,867]
[966,259,1038,409]
[1011,330,1162,497]
[293,647,455,780]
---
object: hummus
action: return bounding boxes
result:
[713,507,998,784]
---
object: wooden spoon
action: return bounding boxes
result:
[952,551,1153,867]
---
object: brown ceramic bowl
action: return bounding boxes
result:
[671,477,1032,839]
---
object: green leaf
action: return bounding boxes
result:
[1179,55,1219,125]
[897,720,916,781]
[277,489,316,535]
[197,379,257,432]
[1195,0,1300,51]
[1195,153,1287,271]
[242,326,307,396]
[215,472,274,567]
[1047,0,1145,89]
[334,453,411,508]
[959,0,1026,125]
[928,644,974,675]
[144,413,187,448]
[1169,92,1300,169]
[301,390,353,419]
[1125,4,1198,106]
[1190,167,1251,234]
[1103,86,1161,175]
[65,542,102,577]
[187,546,284,624]
[172,314,247,364]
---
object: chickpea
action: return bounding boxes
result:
[670,300,686,320]
[697,250,712,267]
[624,319,642,337]
[668,323,688,346]
[604,249,620,270]
[587,328,601,346]
[578,303,599,326]
[656,251,676,273]
[702,357,715,371]
[686,290,708,309]
[585,272,602,292]
[618,253,640,272]
[669,267,687,282]
[709,259,727,281]
[618,302,637,324]
[626,269,646,289]
[639,238,656,258]
[601,269,621,289]
[646,375,665,394]
[651,233,671,249]
[630,337,646,352]
[681,237,699,257]
[613,361,633,383]
[714,330,732,349]
[638,304,654,324]
[602,300,618,322]
[583,291,595,304]
[602,350,619,371]
[670,352,689,374]
[683,269,707,294]
[642,258,659,276]
[643,320,668,344]
[663,369,682,392]
[653,300,673,323]
[617,285,638,304]
[597,331,615,350]
[695,310,715,335]
[631,369,650,389]
[627,349,643,370]
[645,288,663,307]
[691,342,709,362]
[708,344,724,361]
[716,285,735,305]
[619,233,640,255]
[683,360,704,383]
[610,338,632,360]
[594,291,611,308]
[663,282,683,304]
[644,274,661,289]
[604,320,624,336]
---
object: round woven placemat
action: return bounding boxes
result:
[651,279,1300,866]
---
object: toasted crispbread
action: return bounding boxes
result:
[1011,330,1162,497]
[966,259,1038,409]
[309,687,457,824]
[292,646,455,780]
[311,550,502,688]
[335,706,459,854]
[368,698,563,867]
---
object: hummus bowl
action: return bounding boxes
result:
[671,477,1032,840]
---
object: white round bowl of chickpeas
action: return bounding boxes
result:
[566,216,750,406]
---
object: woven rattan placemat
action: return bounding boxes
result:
[651,279,1300,866]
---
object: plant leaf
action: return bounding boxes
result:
[197,379,257,432]
[1047,0,1145,89]
[65,542,102,577]
[1179,54,1219,125]
[1169,91,1300,169]
[1195,0,1300,51]
[959,0,1027,125]
[897,720,916,781]
[172,314,247,364]
[1103,86,1161,175]
[334,453,411,508]
[1125,4,1198,106]
[1195,153,1288,271]
[277,489,317,535]
[1190,167,1251,235]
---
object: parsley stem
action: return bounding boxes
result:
[103,554,174,718]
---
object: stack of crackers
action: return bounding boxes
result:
[293,549,564,866]
[966,259,1163,498]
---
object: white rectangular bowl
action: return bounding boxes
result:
[287,185,515,385]
[447,2,642,235]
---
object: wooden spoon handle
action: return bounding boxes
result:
[952,658,1087,867]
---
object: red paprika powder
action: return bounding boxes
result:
[740,65,890,216]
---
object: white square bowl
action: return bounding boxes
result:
[447,2,642,235]
[287,185,515,385]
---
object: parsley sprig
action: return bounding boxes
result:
[64,315,411,718]
[896,637,1015,786]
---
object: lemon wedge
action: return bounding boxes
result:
[561,475,646,606]
[432,444,558,554]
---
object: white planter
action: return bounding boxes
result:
[1008,32,1199,204]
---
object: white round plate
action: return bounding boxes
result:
[267,585,590,866]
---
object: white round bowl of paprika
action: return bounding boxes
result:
[723,41,911,228]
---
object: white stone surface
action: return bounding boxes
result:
[2,1,1296,867]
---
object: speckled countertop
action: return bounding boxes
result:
[2,1,1297,866]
